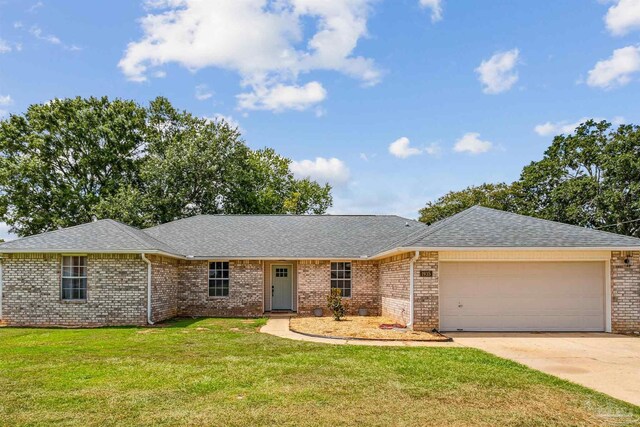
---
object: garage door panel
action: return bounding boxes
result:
[440,262,605,332]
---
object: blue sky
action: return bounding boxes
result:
[1,0,640,239]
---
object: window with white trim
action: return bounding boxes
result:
[209,262,229,297]
[61,256,87,300]
[330,262,351,297]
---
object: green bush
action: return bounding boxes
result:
[327,288,348,320]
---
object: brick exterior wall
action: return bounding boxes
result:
[297,260,381,316]
[148,255,179,323]
[177,260,264,317]
[378,252,439,331]
[412,252,439,332]
[379,253,411,325]
[1,253,147,327]
[611,251,640,334]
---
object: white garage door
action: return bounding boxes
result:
[440,262,605,332]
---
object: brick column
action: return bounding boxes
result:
[412,251,439,332]
[611,251,640,335]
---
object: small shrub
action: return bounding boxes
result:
[327,288,348,320]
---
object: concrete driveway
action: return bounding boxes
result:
[448,332,640,407]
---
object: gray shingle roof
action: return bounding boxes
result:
[143,215,425,258]
[0,219,179,254]
[398,206,640,249]
[2,208,638,257]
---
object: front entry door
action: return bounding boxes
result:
[272,265,292,310]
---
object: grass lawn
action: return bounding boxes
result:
[0,318,638,426]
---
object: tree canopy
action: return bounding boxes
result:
[419,120,640,237]
[0,96,332,236]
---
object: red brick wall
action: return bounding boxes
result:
[379,251,439,331]
[297,260,380,316]
[148,255,179,323]
[379,253,411,325]
[177,260,264,317]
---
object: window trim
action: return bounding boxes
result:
[60,255,88,302]
[330,261,352,298]
[208,260,230,298]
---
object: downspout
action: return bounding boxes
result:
[407,250,420,328]
[141,254,154,325]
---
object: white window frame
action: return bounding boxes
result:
[330,261,352,298]
[208,261,230,297]
[61,255,88,301]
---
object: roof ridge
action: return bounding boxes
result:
[107,220,182,254]
[474,206,640,243]
[399,206,480,248]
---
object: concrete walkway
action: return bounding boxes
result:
[260,317,460,347]
[449,332,640,407]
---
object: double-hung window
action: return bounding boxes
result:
[61,256,87,300]
[209,262,229,297]
[330,262,351,297]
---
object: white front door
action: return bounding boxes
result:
[272,265,292,310]
[439,261,605,332]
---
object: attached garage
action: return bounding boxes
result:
[439,261,606,332]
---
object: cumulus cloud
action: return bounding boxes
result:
[453,132,493,154]
[388,137,422,158]
[195,84,213,101]
[290,157,350,186]
[120,0,380,112]
[605,0,640,36]
[0,95,13,106]
[237,81,327,112]
[587,45,640,89]
[419,0,443,22]
[534,118,592,136]
[475,49,520,94]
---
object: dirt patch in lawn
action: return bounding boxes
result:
[290,316,450,341]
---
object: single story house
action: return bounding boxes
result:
[0,206,638,333]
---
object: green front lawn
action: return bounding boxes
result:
[0,318,638,426]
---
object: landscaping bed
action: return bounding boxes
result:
[289,316,448,341]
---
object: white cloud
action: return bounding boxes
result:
[419,0,443,22]
[120,0,380,112]
[0,95,13,106]
[290,157,350,186]
[534,116,626,136]
[237,81,327,112]
[587,45,640,89]
[195,84,213,101]
[475,48,520,94]
[0,222,16,241]
[29,25,61,45]
[424,142,441,155]
[605,0,640,36]
[0,39,12,53]
[389,137,422,158]
[453,132,493,154]
[27,1,44,13]
[205,113,243,133]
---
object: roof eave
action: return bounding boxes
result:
[370,246,640,260]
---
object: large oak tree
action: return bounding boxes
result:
[0,96,332,236]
